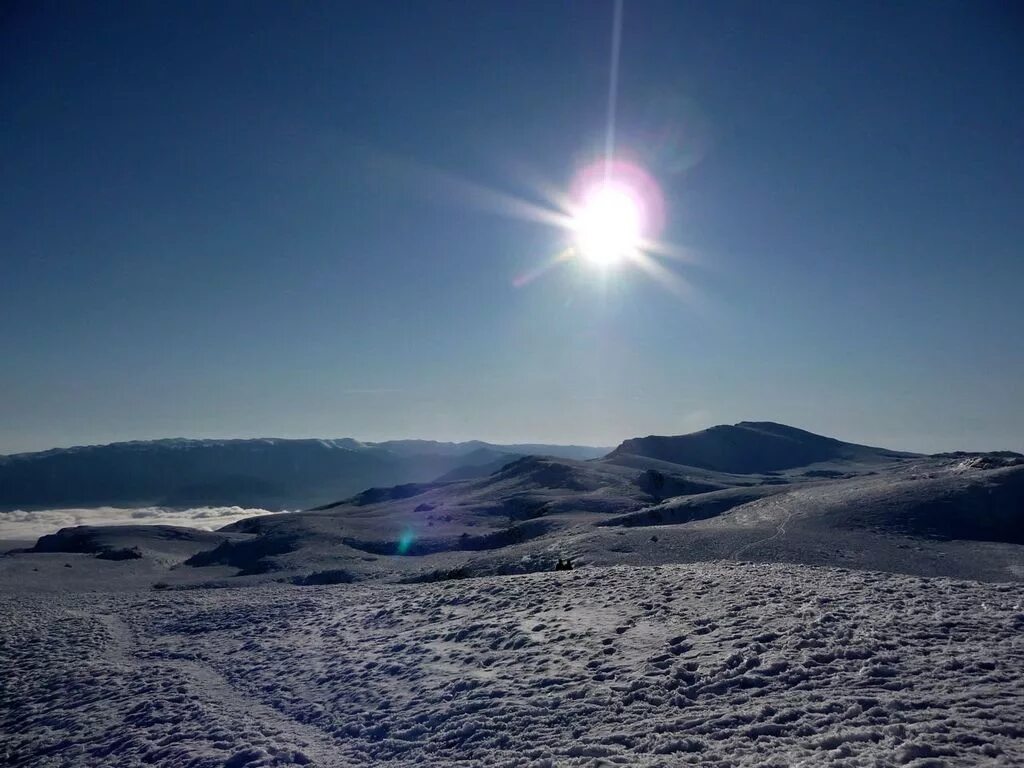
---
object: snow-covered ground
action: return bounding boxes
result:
[3,562,1021,767]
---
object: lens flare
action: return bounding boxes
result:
[396,529,416,555]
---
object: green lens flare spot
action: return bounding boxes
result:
[396,529,416,555]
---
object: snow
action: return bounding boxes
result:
[2,562,1022,767]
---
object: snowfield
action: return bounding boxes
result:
[3,424,1022,766]
[3,562,1022,767]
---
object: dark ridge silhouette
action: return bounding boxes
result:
[292,569,355,586]
[185,534,300,575]
[433,453,525,482]
[32,524,241,562]
[489,456,599,491]
[633,469,726,501]
[609,421,916,473]
[336,482,442,508]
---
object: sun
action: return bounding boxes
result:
[571,181,643,267]
[510,158,678,291]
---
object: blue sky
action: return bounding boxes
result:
[2,1,1022,454]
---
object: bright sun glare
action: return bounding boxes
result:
[572,182,643,267]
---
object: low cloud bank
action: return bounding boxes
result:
[0,506,279,541]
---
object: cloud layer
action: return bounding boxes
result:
[0,506,279,541]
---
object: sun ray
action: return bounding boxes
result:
[629,249,697,299]
[638,236,701,265]
[359,143,575,231]
[512,248,575,288]
[604,0,625,179]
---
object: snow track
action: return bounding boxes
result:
[731,509,796,561]
[728,493,799,561]
[3,562,1023,767]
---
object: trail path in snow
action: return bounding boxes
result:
[729,493,799,561]
[2,602,346,767]
[731,509,795,561]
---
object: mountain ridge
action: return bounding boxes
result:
[0,437,610,511]
[0,436,609,462]
[609,420,917,473]
[6,421,1024,587]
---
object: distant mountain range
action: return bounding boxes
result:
[0,438,609,511]
[27,420,1024,585]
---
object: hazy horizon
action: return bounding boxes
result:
[3,415,1021,458]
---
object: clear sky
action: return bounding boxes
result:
[2,1,1022,455]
